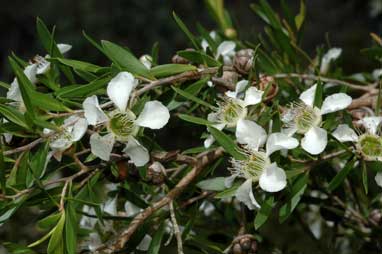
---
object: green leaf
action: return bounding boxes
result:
[172,12,200,50]
[148,221,166,254]
[0,105,28,129]
[279,174,308,223]
[294,0,306,30]
[3,242,37,254]
[214,182,240,199]
[208,127,246,160]
[30,142,49,179]
[362,160,368,195]
[184,76,209,95]
[328,157,356,192]
[51,58,102,73]
[172,86,214,109]
[32,92,70,112]
[178,114,212,126]
[101,40,153,79]
[197,177,226,191]
[56,76,111,98]
[37,213,61,230]
[47,211,65,254]
[65,192,77,254]
[254,196,274,229]
[149,64,197,78]
[177,50,221,67]
[313,80,323,108]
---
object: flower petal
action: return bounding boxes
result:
[124,201,142,217]
[226,80,248,98]
[70,117,88,142]
[320,48,342,74]
[136,234,152,251]
[299,84,317,107]
[375,172,382,188]
[57,43,72,54]
[90,133,115,161]
[357,117,382,135]
[235,119,267,150]
[320,93,352,115]
[259,163,287,192]
[204,134,215,148]
[139,54,152,69]
[216,41,236,57]
[235,179,260,210]
[107,72,137,111]
[123,136,150,166]
[135,100,170,129]
[266,133,299,156]
[83,95,108,125]
[6,79,22,102]
[332,124,359,142]
[103,196,118,215]
[301,127,328,155]
[243,87,264,106]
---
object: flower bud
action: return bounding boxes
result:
[222,70,239,86]
[234,49,254,74]
[225,28,237,39]
[232,243,243,254]
[252,75,278,102]
[147,161,166,185]
[369,209,382,225]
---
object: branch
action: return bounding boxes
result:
[169,201,184,254]
[100,147,224,253]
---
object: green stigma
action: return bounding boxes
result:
[357,134,382,161]
[218,99,247,127]
[233,151,270,181]
[295,106,322,134]
[108,110,137,141]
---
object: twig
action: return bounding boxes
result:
[98,147,224,253]
[169,201,184,254]
[59,180,70,211]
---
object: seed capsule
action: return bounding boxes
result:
[234,49,254,74]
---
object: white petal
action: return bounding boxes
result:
[299,84,317,107]
[259,163,287,192]
[90,133,115,161]
[372,69,382,81]
[216,41,236,57]
[136,234,152,251]
[124,201,142,217]
[49,137,72,151]
[235,119,267,150]
[70,117,88,142]
[375,172,382,188]
[57,43,72,54]
[357,117,382,135]
[204,134,215,148]
[320,93,352,115]
[103,196,118,215]
[123,136,150,166]
[332,124,358,142]
[83,95,108,125]
[281,127,298,137]
[235,179,260,210]
[3,133,13,143]
[320,48,342,74]
[201,39,209,52]
[135,101,170,129]
[139,54,152,69]
[36,57,51,75]
[6,79,22,102]
[266,133,299,156]
[225,80,248,98]
[243,87,264,106]
[107,72,137,111]
[224,174,238,188]
[301,127,328,155]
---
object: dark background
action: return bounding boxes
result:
[0,0,381,81]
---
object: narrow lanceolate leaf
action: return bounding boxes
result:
[0,138,5,194]
[172,86,214,109]
[56,76,111,98]
[8,57,36,118]
[47,211,65,254]
[208,127,246,160]
[65,188,77,254]
[30,142,49,179]
[149,64,197,78]
[254,196,275,229]
[148,221,166,254]
[294,0,306,30]
[178,114,212,126]
[279,174,308,223]
[101,40,154,79]
[177,50,221,67]
[328,157,356,192]
[362,160,368,195]
[51,58,102,73]
[172,12,200,50]
[197,177,226,191]
[0,105,28,129]
[313,80,323,108]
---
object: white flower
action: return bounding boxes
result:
[43,115,88,160]
[139,54,153,69]
[204,80,264,148]
[333,117,382,187]
[83,71,170,166]
[201,31,217,51]
[229,119,298,209]
[216,41,236,65]
[57,43,72,54]
[372,69,382,81]
[282,84,352,155]
[333,117,382,162]
[320,48,342,74]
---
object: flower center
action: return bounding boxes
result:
[108,110,137,141]
[231,150,270,181]
[217,98,247,127]
[357,134,382,161]
[294,105,322,134]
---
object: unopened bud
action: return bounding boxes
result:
[252,75,278,102]
[369,209,382,225]
[232,243,243,254]
[234,49,254,74]
[172,48,194,64]
[225,28,237,39]
[147,161,166,185]
[222,70,239,86]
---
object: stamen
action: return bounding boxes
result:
[108,110,137,141]
[230,148,270,181]
[356,134,382,161]
[216,97,247,127]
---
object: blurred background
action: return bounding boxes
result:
[0,0,381,83]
